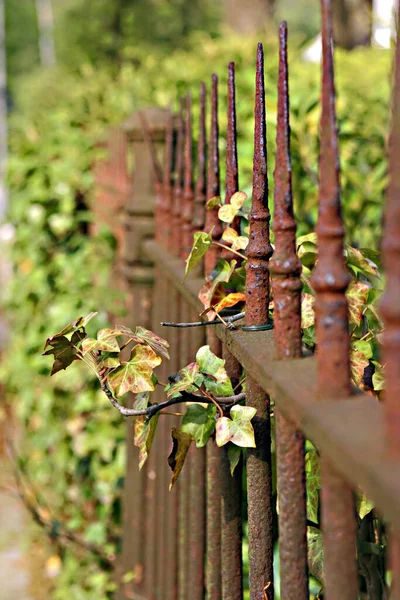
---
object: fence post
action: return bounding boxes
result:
[310,2,358,598]
[115,106,173,600]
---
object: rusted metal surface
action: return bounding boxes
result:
[269,22,308,600]
[204,74,223,275]
[381,0,400,459]
[205,438,222,600]
[245,43,273,328]
[243,43,274,600]
[171,100,185,256]
[310,2,358,599]
[181,92,194,261]
[225,61,241,236]
[192,82,207,234]
[163,110,174,251]
[221,346,243,600]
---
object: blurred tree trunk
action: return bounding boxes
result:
[332,0,373,49]
[35,0,56,66]
[222,0,275,34]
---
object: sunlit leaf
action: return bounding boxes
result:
[372,361,385,391]
[196,345,234,397]
[185,230,213,277]
[168,428,193,489]
[347,281,371,326]
[346,245,380,279]
[134,326,170,359]
[227,443,242,476]
[356,493,374,519]
[307,526,325,585]
[166,362,202,398]
[230,191,247,210]
[98,352,120,369]
[232,236,249,251]
[350,347,370,386]
[108,345,161,397]
[82,328,122,354]
[222,227,238,244]
[133,394,160,469]
[296,232,317,247]
[181,404,216,448]
[207,196,221,209]
[216,405,257,448]
[305,449,320,524]
[301,293,315,329]
[198,259,237,311]
[218,204,238,224]
[212,292,246,314]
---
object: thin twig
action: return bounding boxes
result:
[193,383,224,418]
[212,240,246,260]
[161,311,245,328]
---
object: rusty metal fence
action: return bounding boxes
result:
[94,1,400,599]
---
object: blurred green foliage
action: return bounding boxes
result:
[1,10,392,597]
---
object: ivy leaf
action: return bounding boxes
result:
[107,345,162,398]
[230,191,247,210]
[296,233,317,247]
[185,230,213,278]
[181,404,216,448]
[43,335,79,376]
[134,326,170,359]
[166,362,202,398]
[198,259,237,310]
[216,405,257,448]
[301,293,315,329]
[98,352,120,369]
[218,204,238,224]
[196,345,225,377]
[222,227,239,245]
[44,311,97,349]
[232,236,249,251]
[372,361,385,391]
[212,292,246,314]
[356,493,374,519]
[350,346,370,386]
[81,328,124,354]
[196,345,234,397]
[132,393,159,469]
[307,526,325,585]
[207,196,221,209]
[227,443,242,476]
[346,281,371,327]
[346,245,380,279]
[305,449,320,524]
[168,428,193,490]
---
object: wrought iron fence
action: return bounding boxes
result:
[94,0,400,598]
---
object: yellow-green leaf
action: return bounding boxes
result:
[185,230,213,277]
[216,405,257,448]
[168,428,193,490]
[108,345,161,397]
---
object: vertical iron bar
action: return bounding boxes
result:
[182,92,194,261]
[220,60,243,600]
[192,82,207,233]
[245,42,274,600]
[172,100,185,256]
[204,74,223,275]
[310,2,358,599]
[269,21,308,600]
[163,110,174,251]
[381,6,400,595]
[205,73,222,600]
[188,308,207,600]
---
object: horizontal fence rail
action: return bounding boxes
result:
[95,0,400,598]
